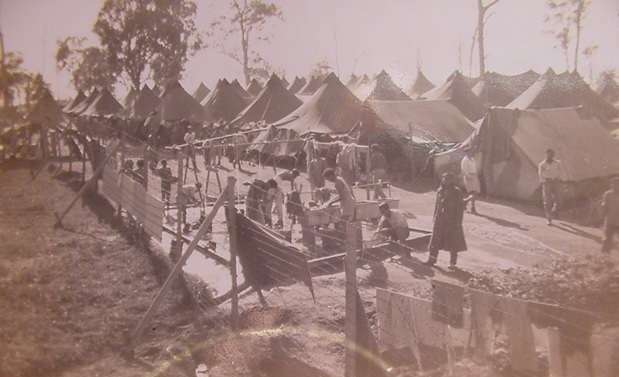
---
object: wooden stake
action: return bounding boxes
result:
[129,176,236,350]
[54,141,121,228]
[172,157,184,262]
[345,221,360,377]
[116,132,125,217]
[225,178,240,329]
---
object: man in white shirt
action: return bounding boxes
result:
[538,149,563,225]
[460,148,481,214]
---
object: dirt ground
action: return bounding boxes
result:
[1,157,618,377]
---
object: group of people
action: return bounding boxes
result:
[244,169,301,228]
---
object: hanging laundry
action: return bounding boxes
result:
[431,279,465,328]
[500,297,538,375]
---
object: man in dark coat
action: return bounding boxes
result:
[425,172,467,269]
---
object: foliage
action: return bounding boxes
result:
[209,0,283,85]
[92,0,202,89]
[309,59,332,78]
[56,37,117,92]
[0,52,30,107]
[23,73,49,111]
[545,0,591,72]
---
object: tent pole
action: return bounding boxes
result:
[226,177,240,329]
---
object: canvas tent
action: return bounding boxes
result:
[288,76,307,94]
[351,74,375,101]
[422,71,487,121]
[275,73,369,135]
[71,88,99,115]
[63,91,86,113]
[231,79,253,101]
[346,74,359,88]
[298,75,324,96]
[246,78,264,97]
[434,107,619,202]
[507,69,619,126]
[201,79,248,122]
[472,70,540,106]
[124,87,138,110]
[280,76,290,89]
[192,82,211,103]
[408,69,435,99]
[81,88,124,117]
[130,85,161,119]
[366,70,411,101]
[159,80,204,122]
[29,88,64,126]
[367,100,475,142]
[230,74,302,126]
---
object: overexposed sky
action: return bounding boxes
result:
[2,0,618,99]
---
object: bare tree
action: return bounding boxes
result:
[476,0,501,76]
[545,0,591,73]
[210,0,282,86]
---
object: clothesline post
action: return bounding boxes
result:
[345,220,360,377]
[225,177,240,330]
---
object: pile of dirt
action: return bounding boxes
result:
[468,254,619,318]
[0,165,195,377]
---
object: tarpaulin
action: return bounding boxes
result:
[234,211,314,300]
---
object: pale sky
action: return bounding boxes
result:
[1,0,618,100]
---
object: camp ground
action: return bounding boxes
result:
[2,2,619,377]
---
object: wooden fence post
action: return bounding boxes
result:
[226,178,240,330]
[129,176,236,351]
[172,157,184,262]
[116,133,125,217]
[345,221,360,377]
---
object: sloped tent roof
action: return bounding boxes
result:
[246,79,264,97]
[437,107,619,201]
[288,76,307,94]
[63,90,86,113]
[71,88,99,115]
[472,70,540,106]
[408,69,435,99]
[275,73,368,135]
[595,74,619,106]
[159,80,204,122]
[192,82,211,103]
[231,79,253,101]
[280,76,290,89]
[462,74,480,88]
[298,75,324,96]
[202,79,248,122]
[367,100,475,142]
[124,87,138,109]
[507,69,619,125]
[130,85,161,119]
[230,74,302,126]
[81,88,124,117]
[28,88,64,126]
[351,74,375,101]
[422,70,487,121]
[366,70,411,101]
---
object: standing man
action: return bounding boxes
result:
[601,177,619,253]
[461,148,481,214]
[308,152,327,192]
[370,144,388,199]
[158,160,173,204]
[323,168,356,220]
[425,172,467,270]
[271,169,300,227]
[538,149,563,225]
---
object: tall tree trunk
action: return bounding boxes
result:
[477,0,486,77]
[242,39,250,86]
[573,3,583,73]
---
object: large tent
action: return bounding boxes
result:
[472,70,540,106]
[201,79,248,122]
[421,70,487,121]
[288,76,307,94]
[408,69,435,99]
[274,72,368,135]
[280,76,290,89]
[71,88,99,115]
[130,85,161,119]
[365,70,411,101]
[192,82,211,103]
[230,74,302,126]
[246,78,264,97]
[231,79,253,101]
[351,74,375,101]
[367,100,475,142]
[63,90,86,113]
[595,73,619,106]
[507,69,619,126]
[81,88,124,117]
[435,107,619,202]
[29,88,64,126]
[298,75,324,96]
[159,80,204,122]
